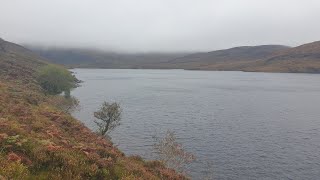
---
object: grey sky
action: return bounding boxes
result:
[1,0,320,52]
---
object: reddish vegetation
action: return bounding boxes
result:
[0,38,186,179]
[7,153,21,162]
[0,79,186,180]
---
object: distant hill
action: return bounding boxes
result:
[26,40,320,73]
[170,45,289,63]
[162,45,290,70]
[27,46,187,69]
[244,41,320,73]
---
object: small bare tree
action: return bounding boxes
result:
[94,101,122,136]
[52,95,80,114]
[153,130,195,175]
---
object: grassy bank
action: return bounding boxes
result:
[0,39,185,179]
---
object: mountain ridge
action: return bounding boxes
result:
[27,46,188,69]
[243,41,320,73]
[26,40,320,73]
[170,45,290,63]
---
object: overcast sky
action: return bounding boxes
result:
[1,0,320,52]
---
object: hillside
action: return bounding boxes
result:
[27,41,320,73]
[0,38,48,81]
[171,45,289,63]
[244,41,320,73]
[162,41,320,73]
[161,45,290,70]
[0,39,185,179]
[27,45,288,71]
[27,46,187,69]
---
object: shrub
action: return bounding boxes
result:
[36,65,79,97]
[51,95,80,114]
[153,130,195,174]
[93,101,122,136]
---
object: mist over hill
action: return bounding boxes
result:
[27,46,188,69]
[27,45,288,70]
[26,40,320,73]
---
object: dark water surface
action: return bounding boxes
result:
[72,69,320,180]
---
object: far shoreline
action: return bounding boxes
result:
[68,67,320,75]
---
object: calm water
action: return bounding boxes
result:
[72,69,320,180]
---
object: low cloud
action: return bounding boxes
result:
[1,0,320,52]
